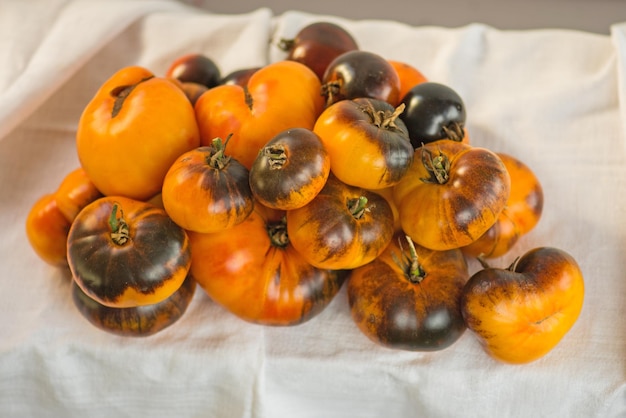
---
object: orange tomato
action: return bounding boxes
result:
[388,60,428,102]
[194,60,325,169]
[54,167,102,222]
[76,65,200,200]
[25,194,72,267]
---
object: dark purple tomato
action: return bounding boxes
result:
[321,50,400,107]
[166,53,221,89]
[220,67,262,87]
[399,82,466,148]
[279,21,359,81]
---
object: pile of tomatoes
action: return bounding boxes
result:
[25,21,584,364]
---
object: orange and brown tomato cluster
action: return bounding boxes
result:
[25,21,584,363]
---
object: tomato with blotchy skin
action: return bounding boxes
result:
[279,21,359,81]
[72,274,196,337]
[161,137,254,233]
[313,97,413,190]
[26,168,102,266]
[287,175,395,270]
[348,233,469,351]
[76,66,200,200]
[321,50,401,107]
[460,247,585,364]
[188,204,346,326]
[194,60,325,169]
[67,196,191,308]
[462,153,544,258]
[249,128,330,210]
[394,141,511,251]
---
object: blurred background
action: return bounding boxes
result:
[181,0,625,34]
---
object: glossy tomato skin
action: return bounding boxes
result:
[462,153,544,258]
[460,247,585,364]
[348,233,469,351]
[389,60,428,102]
[321,50,401,107]
[54,167,102,222]
[76,66,200,200]
[188,205,345,326]
[67,196,191,308]
[394,141,511,251]
[400,82,467,147]
[161,141,254,233]
[72,274,196,337]
[286,175,395,270]
[280,21,359,80]
[249,128,330,210]
[165,53,221,88]
[195,60,325,170]
[313,98,413,190]
[25,194,72,267]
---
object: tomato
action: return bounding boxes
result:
[321,50,401,107]
[348,233,469,351]
[25,194,72,267]
[313,97,413,190]
[279,21,359,80]
[388,60,428,102]
[220,67,261,87]
[67,196,191,308]
[249,128,330,210]
[188,204,345,326]
[462,153,544,258]
[72,274,196,337]
[165,53,221,88]
[399,82,467,147]
[286,175,395,270]
[76,65,200,200]
[26,167,102,267]
[460,247,585,364]
[161,137,254,233]
[194,60,325,169]
[394,141,511,251]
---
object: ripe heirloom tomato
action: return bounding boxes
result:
[249,128,330,210]
[461,247,585,364]
[279,21,359,80]
[26,167,102,267]
[348,233,469,351]
[394,141,511,251]
[286,175,395,270]
[67,196,191,308]
[76,65,200,200]
[462,153,544,258]
[194,60,325,169]
[322,50,401,107]
[161,136,254,233]
[220,67,261,87]
[165,53,221,88]
[388,60,428,103]
[313,97,413,190]
[188,204,345,326]
[72,274,196,337]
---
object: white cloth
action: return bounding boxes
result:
[1,1,625,417]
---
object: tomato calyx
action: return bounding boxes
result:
[321,81,341,107]
[262,144,288,169]
[277,37,295,51]
[267,217,289,248]
[108,203,130,246]
[392,234,426,283]
[347,196,369,219]
[442,122,465,142]
[207,135,233,170]
[420,147,450,184]
[361,102,406,131]
[109,76,154,118]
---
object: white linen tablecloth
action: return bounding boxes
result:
[1,1,625,417]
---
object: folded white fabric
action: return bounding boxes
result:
[0,2,624,417]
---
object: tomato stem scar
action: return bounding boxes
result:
[348,196,369,219]
[267,217,289,247]
[109,76,154,118]
[263,145,287,169]
[108,203,130,246]
[420,147,450,184]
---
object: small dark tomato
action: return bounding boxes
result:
[220,67,262,87]
[249,128,330,210]
[348,233,469,351]
[278,21,359,80]
[399,81,467,148]
[165,53,221,88]
[72,274,196,337]
[321,50,401,107]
